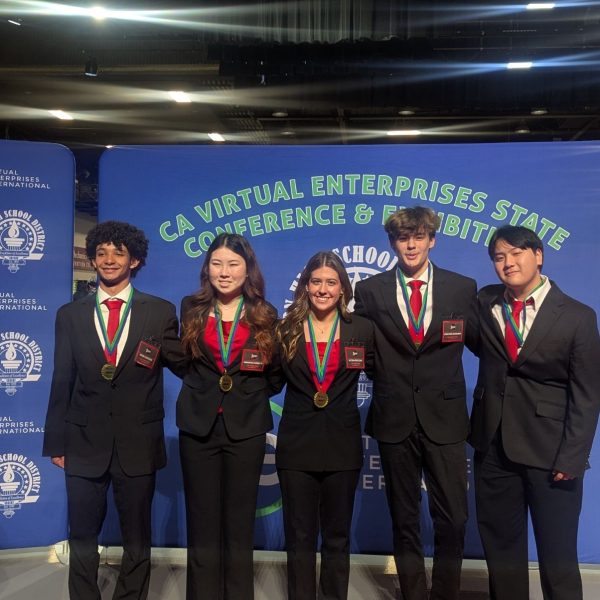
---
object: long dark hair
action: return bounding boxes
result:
[276,251,352,360]
[181,233,277,361]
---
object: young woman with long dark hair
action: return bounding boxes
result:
[177,233,277,600]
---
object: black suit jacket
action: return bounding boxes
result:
[43,290,188,477]
[274,315,374,471]
[354,264,477,444]
[176,295,276,440]
[470,283,600,477]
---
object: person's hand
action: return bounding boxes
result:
[51,456,65,469]
[552,470,575,482]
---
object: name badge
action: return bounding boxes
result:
[240,348,265,372]
[345,346,365,369]
[135,339,160,369]
[441,320,464,343]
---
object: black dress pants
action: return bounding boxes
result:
[278,468,360,600]
[66,448,156,600]
[475,435,583,600]
[378,426,468,600]
[179,416,266,600]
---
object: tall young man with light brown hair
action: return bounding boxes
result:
[354,206,478,600]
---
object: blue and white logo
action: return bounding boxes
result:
[0,211,45,273]
[0,453,41,519]
[0,332,43,396]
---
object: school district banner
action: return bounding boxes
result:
[99,142,600,562]
[0,140,74,548]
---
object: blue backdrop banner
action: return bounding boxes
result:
[95,142,600,561]
[0,140,74,548]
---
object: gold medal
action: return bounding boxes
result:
[313,391,329,409]
[101,363,116,381]
[219,373,233,392]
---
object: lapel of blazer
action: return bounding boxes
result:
[295,328,314,389]
[80,295,106,367]
[377,268,414,350]
[114,289,148,378]
[515,283,564,366]
[200,341,220,372]
[327,318,359,401]
[419,263,443,351]
[335,317,352,376]
[196,321,226,375]
[480,285,509,359]
[224,326,257,376]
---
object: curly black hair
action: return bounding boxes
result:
[85,220,149,276]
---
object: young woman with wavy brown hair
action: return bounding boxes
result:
[177,233,277,600]
[275,250,375,600]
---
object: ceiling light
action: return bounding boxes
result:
[531,108,548,115]
[84,59,98,77]
[526,3,555,9]
[90,6,107,20]
[7,19,21,26]
[208,133,225,142]
[506,61,533,69]
[515,125,530,134]
[48,110,73,121]
[105,145,114,148]
[281,130,295,136]
[398,109,415,116]
[387,130,422,136]
[272,111,288,118]
[169,91,191,103]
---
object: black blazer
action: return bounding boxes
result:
[275,314,374,472]
[43,290,188,477]
[470,283,600,477]
[176,295,276,440]
[354,264,478,445]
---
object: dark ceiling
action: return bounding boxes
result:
[1,1,599,211]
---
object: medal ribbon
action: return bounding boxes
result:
[307,311,340,388]
[502,276,546,347]
[215,297,245,370]
[95,287,134,361]
[397,263,431,334]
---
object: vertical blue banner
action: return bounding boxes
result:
[98,142,600,561]
[0,140,74,548]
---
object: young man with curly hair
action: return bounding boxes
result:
[43,220,188,600]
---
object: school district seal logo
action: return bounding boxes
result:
[0,211,46,273]
[0,332,43,396]
[0,453,41,518]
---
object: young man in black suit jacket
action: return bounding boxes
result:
[43,221,187,600]
[354,207,477,600]
[470,225,600,600]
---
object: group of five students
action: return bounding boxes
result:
[43,206,600,600]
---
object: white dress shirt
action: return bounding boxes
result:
[94,284,133,366]
[395,262,434,337]
[492,276,551,353]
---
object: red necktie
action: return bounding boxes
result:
[103,298,124,364]
[408,280,424,345]
[504,299,524,363]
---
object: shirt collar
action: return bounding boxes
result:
[399,261,431,285]
[503,276,549,310]
[97,283,132,304]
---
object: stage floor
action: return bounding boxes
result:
[1,545,600,599]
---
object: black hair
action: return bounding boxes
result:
[85,220,149,275]
[181,233,277,361]
[487,225,543,260]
